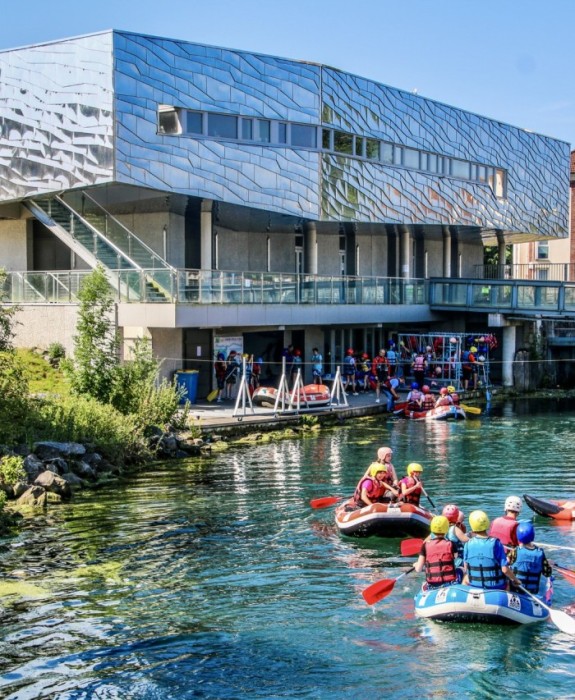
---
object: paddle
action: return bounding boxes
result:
[361,566,416,605]
[400,538,424,557]
[517,584,575,636]
[310,496,343,509]
[420,486,436,510]
[460,403,481,415]
[206,389,219,402]
[535,541,575,554]
[554,562,575,586]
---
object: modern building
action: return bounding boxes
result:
[0,31,570,394]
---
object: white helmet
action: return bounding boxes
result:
[505,496,522,513]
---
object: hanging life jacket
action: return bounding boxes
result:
[464,536,507,589]
[513,546,545,593]
[489,516,518,547]
[424,538,457,586]
[413,355,425,372]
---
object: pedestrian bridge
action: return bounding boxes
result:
[429,278,575,318]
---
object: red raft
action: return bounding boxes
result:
[398,404,466,421]
[335,500,433,538]
[252,384,331,408]
[523,494,575,521]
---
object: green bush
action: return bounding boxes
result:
[0,352,31,444]
[0,490,7,513]
[47,342,66,367]
[0,455,26,485]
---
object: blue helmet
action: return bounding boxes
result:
[411,382,419,390]
[516,521,535,544]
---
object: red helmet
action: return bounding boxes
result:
[442,504,460,524]
[422,385,430,394]
[361,352,369,359]
[346,348,354,355]
[440,387,448,395]
[294,349,301,356]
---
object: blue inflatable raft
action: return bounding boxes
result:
[414,584,549,625]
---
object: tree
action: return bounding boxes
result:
[66,266,120,403]
[0,268,20,350]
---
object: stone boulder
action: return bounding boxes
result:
[34,471,72,500]
[33,442,87,460]
[70,461,97,481]
[23,454,44,481]
[16,485,48,508]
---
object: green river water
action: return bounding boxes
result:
[1,398,575,699]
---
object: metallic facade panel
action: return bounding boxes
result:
[0,33,115,201]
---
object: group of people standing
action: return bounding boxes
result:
[213,351,262,402]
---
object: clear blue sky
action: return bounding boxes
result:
[1,0,574,146]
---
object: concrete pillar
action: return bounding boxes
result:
[304,222,318,275]
[502,324,516,387]
[442,226,451,277]
[200,199,213,270]
[497,231,507,279]
[400,226,410,279]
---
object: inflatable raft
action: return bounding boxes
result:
[401,404,466,421]
[252,384,331,408]
[523,494,575,521]
[414,583,549,625]
[335,501,433,538]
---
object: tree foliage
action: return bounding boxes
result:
[0,268,20,351]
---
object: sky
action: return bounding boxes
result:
[1,0,574,146]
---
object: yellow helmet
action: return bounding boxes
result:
[469,510,490,533]
[430,515,449,535]
[407,462,423,476]
[447,385,456,394]
[369,463,385,478]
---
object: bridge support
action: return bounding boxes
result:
[502,325,516,387]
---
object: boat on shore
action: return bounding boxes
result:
[523,494,575,521]
[335,500,433,538]
[414,583,549,625]
[252,384,331,408]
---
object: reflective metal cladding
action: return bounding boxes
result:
[0,30,569,238]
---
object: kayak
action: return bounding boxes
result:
[414,583,549,625]
[335,500,433,538]
[252,384,331,408]
[523,494,575,521]
[400,404,466,421]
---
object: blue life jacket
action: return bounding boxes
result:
[513,546,545,593]
[464,536,506,589]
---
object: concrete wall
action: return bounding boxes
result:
[12,305,79,355]
[0,219,31,270]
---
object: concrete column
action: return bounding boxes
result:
[200,199,213,270]
[497,231,507,279]
[400,226,410,278]
[502,324,516,387]
[442,226,451,277]
[304,222,318,275]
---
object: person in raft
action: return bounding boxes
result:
[399,462,424,506]
[489,495,522,548]
[352,461,399,508]
[415,515,459,589]
[506,521,552,596]
[462,510,521,590]
[442,504,469,564]
[361,446,400,501]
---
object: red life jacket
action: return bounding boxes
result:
[400,476,422,505]
[422,394,435,410]
[413,355,426,372]
[489,516,519,547]
[353,477,385,507]
[450,392,460,404]
[424,538,457,585]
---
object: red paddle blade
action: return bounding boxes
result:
[362,578,395,605]
[556,564,575,586]
[310,496,341,509]
[401,538,424,557]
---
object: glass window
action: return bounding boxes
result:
[478,165,486,182]
[537,241,549,260]
[355,137,364,157]
[322,128,332,150]
[158,106,182,135]
[256,120,271,143]
[393,146,403,165]
[186,111,203,135]
[427,153,438,172]
[207,113,237,139]
[381,143,393,163]
[241,119,253,140]
[291,124,317,148]
[495,169,505,198]
[334,131,353,154]
[403,148,419,168]
[366,138,379,159]
[278,122,288,144]
[451,159,471,179]
[470,164,477,180]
